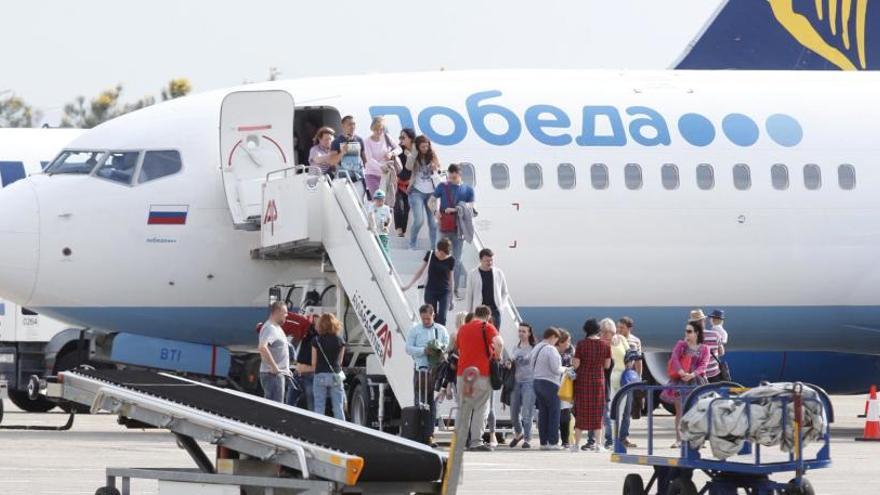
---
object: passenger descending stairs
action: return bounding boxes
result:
[255,166,522,411]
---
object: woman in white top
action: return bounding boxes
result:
[363,116,401,200]
[406,135,440,250]
[308,127,336,175]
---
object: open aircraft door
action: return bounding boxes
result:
[220,90,294,229]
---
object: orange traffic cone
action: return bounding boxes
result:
[856,385,880,442]
[858,385,877,418]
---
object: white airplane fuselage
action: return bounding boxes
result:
[0,70,878,354]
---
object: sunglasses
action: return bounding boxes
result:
[685,329,695,334]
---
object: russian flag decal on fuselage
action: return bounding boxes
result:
[148,204,189,225]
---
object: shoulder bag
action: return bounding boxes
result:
[712,353,732,381]
[439,183,457,233]
[481,322,503,390]
[382,132,402,173]
[317,337,346,386]
[428,159,443,189]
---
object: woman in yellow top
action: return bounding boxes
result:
[604,318,634,448]
[608,325,630,394]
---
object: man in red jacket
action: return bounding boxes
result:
[455,305,504,451]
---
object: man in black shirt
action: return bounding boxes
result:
[464,248,509,328]
[403,239,455,325]
[292,324,317,410]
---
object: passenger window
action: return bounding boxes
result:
[459,162,476,187]
[624,163,642,190]
[557,163,576,190]
[803,164,822,190]
[661,163,679,190]
[95,151,140,184]
[524,163,543,190]
[590,163,609,190]
[0,161,27,187]
[838,164,856,190]
[771,164,789,190]
[490,163,509,189]
[696,164,714,190]
[732,163,751,190]
[138,150,183,183]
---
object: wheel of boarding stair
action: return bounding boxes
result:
[349,382,371,427]
[666,478,698,495]
[94,487,121,495]
[783,478,815,495]
[623,473,646,495]
[8,390,56,413]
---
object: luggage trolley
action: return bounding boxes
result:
[608,382,833,495]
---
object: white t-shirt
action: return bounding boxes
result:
[259,320,290,373]
[367,203,392,234]
[413,159,436,194]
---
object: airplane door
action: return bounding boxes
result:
[220,90,294,228]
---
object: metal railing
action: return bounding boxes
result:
[327,174,417,327]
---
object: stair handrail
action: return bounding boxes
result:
[265,164,307,181]
[327,174,417,328]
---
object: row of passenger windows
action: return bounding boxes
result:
[465,163,858,191]
[46,149,183,185]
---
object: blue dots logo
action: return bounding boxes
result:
[678,112,802,147]
[722,113,760,147]
[678,113,715,147]
[765,114,803,147]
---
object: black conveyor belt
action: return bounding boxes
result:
[75,369,444,482]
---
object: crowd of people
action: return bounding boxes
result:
[400,307,731,452]
[260,114,735,450]
[309,113,481,320]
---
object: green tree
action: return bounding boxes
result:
[60,78,192,129]
[161,78,192,101]
[0,94,41,128]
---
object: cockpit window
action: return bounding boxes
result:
[95,151,140,184]
[138,150,182,183]
[46,150,107,175]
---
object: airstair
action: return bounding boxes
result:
[255,166,522,413]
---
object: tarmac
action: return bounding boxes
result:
[0,394,876,494]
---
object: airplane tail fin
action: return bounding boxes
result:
[675,0,877,70]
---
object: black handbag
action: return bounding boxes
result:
[481,323,503,390]
[712,353,732,382]
[500,361,517,406]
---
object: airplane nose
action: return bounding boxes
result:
[0,180,40,305]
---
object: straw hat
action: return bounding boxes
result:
[688,308,707,322]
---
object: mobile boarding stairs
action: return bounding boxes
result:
[255,167,522,418]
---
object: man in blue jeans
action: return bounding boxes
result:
[258,301,290,402]
[434,164,474,299]
[405,304,450,447]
